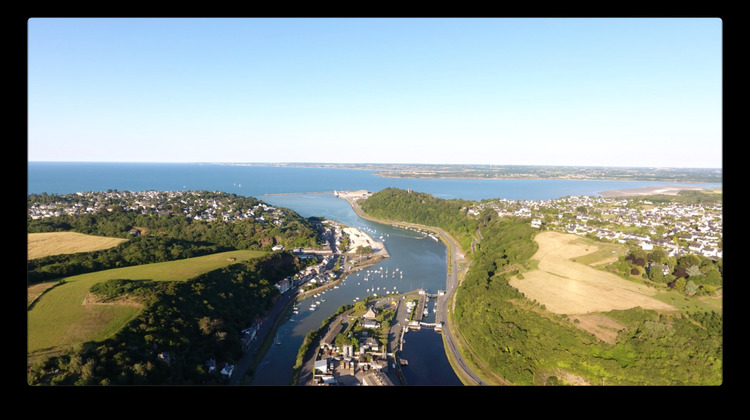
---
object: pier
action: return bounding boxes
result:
[405,291,443,331]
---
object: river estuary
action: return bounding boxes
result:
[28,162,720,386]
[253,192,463,385]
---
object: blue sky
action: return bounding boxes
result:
[27,18,722,168]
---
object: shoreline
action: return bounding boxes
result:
[597,185,716,198]
[375,173,716,181]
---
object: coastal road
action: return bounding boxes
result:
[432,226,488,386]
[228,287,296,385]
[342,194,488,385]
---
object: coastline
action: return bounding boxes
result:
[597,185,715,198]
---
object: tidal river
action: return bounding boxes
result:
[252,192,463,386]
[28,162,720,385]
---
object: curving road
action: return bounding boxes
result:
[343,195,488,385]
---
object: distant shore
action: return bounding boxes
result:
[597,185,713,198]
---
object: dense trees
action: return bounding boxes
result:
[615,248,724,293]
[360,188,479,250]
[28,191,322,250]
[28,252,302,385]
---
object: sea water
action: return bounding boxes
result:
[27,162,721,385]
[27,162,719,201]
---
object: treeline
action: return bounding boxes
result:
[28,252,301,385]
[27,236,231,284]
[612,247,723,295]
[360,187,479,251]
[639,189,723,205]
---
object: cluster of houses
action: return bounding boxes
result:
[28,190,291,227]
[312,306,394,386]
[202,248,342,383]
[469,195,722,260]
[274,252,337,294]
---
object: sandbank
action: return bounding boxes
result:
[343,227,388,257]
[598,185,708,198]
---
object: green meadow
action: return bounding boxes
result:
[28,249,266,355]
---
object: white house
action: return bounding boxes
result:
[220,364,234,377]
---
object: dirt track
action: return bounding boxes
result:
[510,231,674,315]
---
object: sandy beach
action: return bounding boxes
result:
[343,227,387,257]
[598,185,710,198]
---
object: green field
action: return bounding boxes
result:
[28,250,267,355]
[568,236,628,266]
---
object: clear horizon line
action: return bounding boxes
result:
[26,160,723,170]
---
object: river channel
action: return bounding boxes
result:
[252,192,462,386]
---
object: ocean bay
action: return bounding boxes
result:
[27,162,720,201]
[27,162,721,385]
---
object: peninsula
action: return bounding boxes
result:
[219,162,722,184]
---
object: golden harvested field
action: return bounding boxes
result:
[28,232,127,260]
[510,231,675,315]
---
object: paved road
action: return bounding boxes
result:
[228,288,296,385]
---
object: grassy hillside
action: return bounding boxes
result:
[28,249,266,355]
[456,218,722,385]
[28,251,299,385]
[359,188,722,385]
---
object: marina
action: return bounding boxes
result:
[249,192,459,385]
